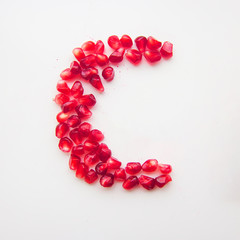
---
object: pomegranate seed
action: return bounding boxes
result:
[90,75,104,92]
[125,162,142,175]
[135,36,147,52]
[107,157,121,169]
[102,67,114,82]
[114,168,126,181]
[85,169,98,184]
[70,81,84,99]
[108,35,121,49]
[57,80,70,95]
[125,49,142,64]
[155,175,172,188]
[66,115,81,128]
[79,94,96,107]
[159,164,172,174]
[78,122,91,137]
[147,36,162,50]
[144,50,161,63]
[61,100,77,113]
[139,175,155,190]
[142,159,158,172]
[71,144,85,156]
[80,54,96,68]
[69,155,81,170]
[97,143,111,162]
[100,173,114,187]
[84,152,99,166]
[72,48,85,61]
[75,105,92,119]
[109,48,125,63]
[81,41,95,52]
[95,162,108,175]
[120,35,133,48]
[89,129,104,142]
[95,40,104,54]
[70,61,81,74]
[122,176,139,190]
[76,163,89,179]
[95,54,109,66]
[80,67,98,80]
[69,128,83,145]
[58,137,73,152]
[55,123,69,138]
[84,140,99,152]
[56,112,70,123]
[160,41,173,58]
[54,93,69,105]
[60,68,74,80]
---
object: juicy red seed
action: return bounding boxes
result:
[159,164,172,174]
[79,94,96,107]
[54,93,70,105]
[155,175,172,188]
[120,35,133,48]
[160,41,173,58]
[125,49,142,64]
[95,40,104,54]
[56,112,70,123]
[125,162,142,175]
[78,122,92,137]
[61,100,77,113]
[69,128,83,145]
[135,36,147,52]
[80,67,98,80]
[107,157,122,169]
[69,155,81,170]
[80,54,96,68]
[60,68,74,80]
[57,80,70,95]
[71,144,85,156]
[84,140,99,152]
[114,168,126,181]
[66,115,81,128]
[70,61,81,74]
[84,152,99,166]
[75,105,92,119]
[97,143,111,162]
[147,36,162,50]
[102,67,114,82]
[100,173,114,187]
[142,159,158,172]
[55,123,69,138]
[109,48,125,63]
[108,35,121,50]
[139,175,155,190]
[95,162,108,175]
[144,50,161,63]
[122,176,139,190]
[90,75,104,92]
[70,81,84,99]
[85,169,98,184]
[72,48,85,61]
[95,54,109,66]
[76,163,89,179]
[89,129,104,142]
[58,137,73,153]
[81,41,95,52]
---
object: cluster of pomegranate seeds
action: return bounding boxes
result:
[55,35,173,191]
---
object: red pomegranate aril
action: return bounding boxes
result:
[69,128,83,145]
[56,112,70,123]
[109,48,125,63]
[95,54,109,66]
[75,105,92,119]
[72,48,85,61]
[102,67,114,82]
[108,35,121,50]
[95,40,104,54]
[144,50,161,63]
[85,169,98,184]
[71,144,85,156]
[66,115,81,128]
[70,61,81,74]
[160,41,173,58]
[125,49,142,64]
[81,41,95,52]
[76,163,89,179]
[79,94,96,107]
[84,140,99,152]
[80,54,96,68]
[89,129,104,142]
[78,122,91,137]
[60,68,74,80]
[54,93,70,105]
[95,162,108,175]
[123,176,139,190]
[159,164,172,174]
[97,143,111,162]
[58,137,73,153]
[70,81,84,99]
[125,162,142,175]
[107,157,121,169]
[155,175,172,188]
[100,173,114,187]
[69,155,81,170]
[135,36,147,52]
[84,152,99,166]
[120,35,133,48]
[114,168,126,181]
[139,175,155,190]
[57,80,70,95]
[147,36,162,50]
[55,123,69,138]
[80,67,98,80]
[90,75,104,92]
[61,100,77,113]
[142,159,158,172]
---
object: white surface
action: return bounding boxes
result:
[0,0,240,239]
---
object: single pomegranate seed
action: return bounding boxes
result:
[147,36,162,50]
[95,54,109,66]
[84,140,99,152]
[125,49,142,64]
[72,48,85,61]
[80,54,96,68]
[114,168,126,181]
[120,35,133,48]
[108,35,121,49]
[75,105,92,119]
[66,115,81,128]
[107,157,122,169]
[139,175,155,190]
[144,50,161,63]
[84,152,99,166]
[70,81,84,99]
[102,67,114,82]
[95,162,108,175]
[76,163,89,179]
[90,75,104,92]
[79,94,96,107]
[125,162,142,175]
[69,128,83,145]
[60,68,74,80]
[159,164,172,174]
[155,175,172,188]
[80,67,98,80]
[97,143,111,162]
[142,159,158,172]
[89,129,104,142]
[55,123,69,138]
[71,144,85,156]
[160,41,173,58]
[100,173,114,187]
[78,122,91,137]
[109,48,125,63]
[61,100,77,113]
[54,93,69,105]
[122,176,139,190]
[135,36,147,52]
[57,80,70,95]
[95,40,104,54]
[81,41,95,52]
[69,155,81,170]
[85,169,98,184]
[56,112,70,123]
[58,137,73,152]
[70,61,81,74]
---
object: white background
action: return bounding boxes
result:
[0,0,240,239]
